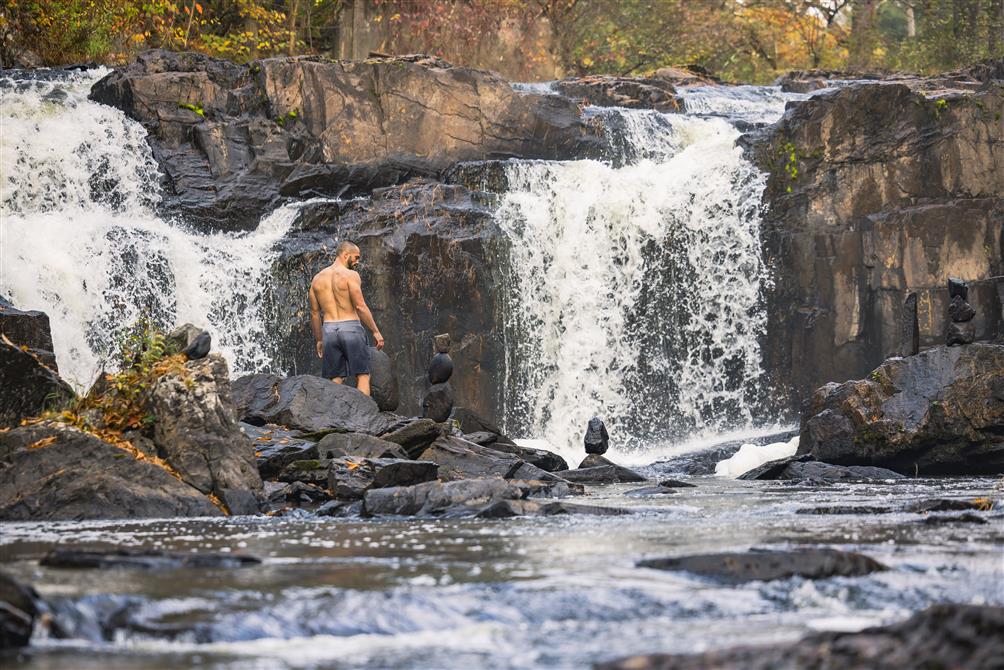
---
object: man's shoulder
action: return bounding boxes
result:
[310,266,332,284]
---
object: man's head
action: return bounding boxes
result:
[336,240,361,270]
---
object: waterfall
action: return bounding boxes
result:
[0,68,292,390]
[496,86,804,458]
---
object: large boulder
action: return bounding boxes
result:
[232,373,390,435]
[0,423,222,520]
[597,604,1003,670]
[0,336,74,429]
[797,344,1004,475]
[327,457,438,499]
[744,66,1004,415]
[149,353,263,514]
[89,50,600,230]
[368,347,399,412]
[316,432,408,460]
[417,436,559,482]
[362,477,576,517]
[242,423,318,479]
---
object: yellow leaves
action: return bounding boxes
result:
[28,436,57,450]
[972,498,994,511]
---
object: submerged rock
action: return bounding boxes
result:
[40,549,261,570]
[797,344,1004,475]
[624,485,678,496]
[0,424,222,520]
[476,499,630,518]
[362,478,576,517]
[0,572,40,648]
[739,456,905,482]
[637,548,886,584]
[596,604,1004,670]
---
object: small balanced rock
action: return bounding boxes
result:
[946,277,976,346]
[584,417,609,455]
[422,333,454,422]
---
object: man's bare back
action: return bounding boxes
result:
[309,241,384,395]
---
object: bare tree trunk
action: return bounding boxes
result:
[288,0,299,55]
[905,1,916,37]
[848,0,878,69]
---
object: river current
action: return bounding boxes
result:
[2,70,1001,668]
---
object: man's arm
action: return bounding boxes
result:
[348,272,384,350]
[309,284,323,358]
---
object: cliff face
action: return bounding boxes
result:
[745,72,1004,413]
[90,49,600,231]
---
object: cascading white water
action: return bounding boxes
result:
[0,69,293,389]
[497,87,803,460]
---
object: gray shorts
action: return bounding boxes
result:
[321,320,371,378]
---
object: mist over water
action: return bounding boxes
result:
[0,69,293,389]
[496,89,804,460]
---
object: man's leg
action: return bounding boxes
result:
[356,373,371,396]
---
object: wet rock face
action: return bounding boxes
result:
[269,182,506,421]
[0,572,40,649]
[90,49,600,230]
[797,343,1004,475]
[0,297,58,371]
[0,424,222,520]
[745,66,1004,414]
[597,604,1004,670]
[0,337,74,429]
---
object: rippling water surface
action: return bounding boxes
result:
[3,476,1000,669]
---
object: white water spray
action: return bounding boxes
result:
[1,69,293,389]
[496,89,801,461]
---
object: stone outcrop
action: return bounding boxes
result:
[0,423,223,520]
[327,456,438,499]
[0,297,59,371]
[268,182,505,420]
[89,49,600,230]
[150,353,264,514]
[597,604,1003,670]
[797,343,1004,475]
[744,63,1004,414]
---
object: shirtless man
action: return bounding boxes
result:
[309,241,384,396]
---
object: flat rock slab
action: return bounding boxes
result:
[796,506,894,515]
[637,548,886,584]
[480,441,568,472]
[562,455,648,484]
[907,498,991,513]
[418,436,560,483]
[624,485,678,496]
[920,513,988,525]
[595,604,1004,670]
[739,457,905,482]
[41,549,261,570]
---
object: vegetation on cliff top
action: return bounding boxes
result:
[2,0,1001,83]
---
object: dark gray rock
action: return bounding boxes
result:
[561,454,647,484]
[277,459,330,486]
[479,441,568,472]
[328,457,438,499]
[584,417,609,455]
[947,320,976,346]
[380,418,443,458]
[899,291,919,356]
[417,436,559,482]
[316,499,362,517]
[317,432,408,460]
[451,407,505,436]
[461,431,498,446]
[658,479,696,488]
[906,498,989,513]
[797,344,1004,475]
[243,423,317,480]
[368,347,399,412]
[428,352,453,384]
[0,424,222,520]
[637,548,886,584]
[362,478,574,517]
[0,572,39,649]
[796,505,893,515]
[167,323,211,360]
[949,294,976,323]
[40,549,261,570]
[0,336,74,429]
[596,604,1004,670]
[553,75,682,112]
[422,382,454,422]
[920,512,988,525]
[0,297,58,370]
[948,276,970,300]
[738,456,904,482]
[149,354,263,508]
[266,481,331,507]
[236,374,390,434]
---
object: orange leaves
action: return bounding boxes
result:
[28,436,57,450]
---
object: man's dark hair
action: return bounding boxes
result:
[335,240,359,256]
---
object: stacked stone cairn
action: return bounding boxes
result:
[583,417,609,455]
[946,277,976,346]
[421,333,454,422]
